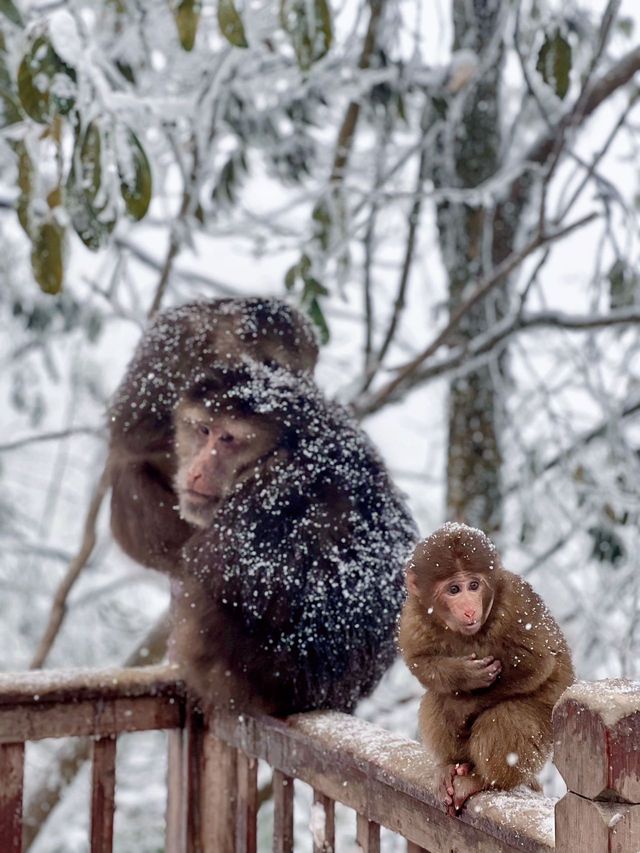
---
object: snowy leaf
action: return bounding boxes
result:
[30,220,65,294]
[66,123,117,251]
[0,0,23,28]
[174,0,201,52]
[15,141,33,235]
[608,259,638,310]
[280,0,333,71]
[17,33,77,123]
[536,31,571,100]
[308,295,329,344]
[617,17,634,38]
[117,128,152,221]
[217,0,248,49]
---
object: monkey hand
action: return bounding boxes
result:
[459,654,502,690]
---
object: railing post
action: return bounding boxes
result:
[0,742,24,853]
[553,679,640,852]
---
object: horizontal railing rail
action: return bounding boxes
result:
[0,665,637,852]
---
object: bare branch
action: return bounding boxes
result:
[0,426,103,454]
[361,101,431,393]
[29,465,111,669]
[407,306,640,387]
[354,212,599,417]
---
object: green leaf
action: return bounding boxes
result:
[31,220,65,294]
[0,0,24,27]
[174,0,201,51]
[17,34,77,123]
[280,0,333,71]
[608,258,638,310]
[0,90,22,127]
[16,141,32,235]
[217,0,248,48]
[284,263,297,291]
[117,129,152,221]
[80,121,102,198]
[307,296,329,344]
[617,17,634,38]
[66,124,117,251]
[312,200,331,251]
[536,30,572,100]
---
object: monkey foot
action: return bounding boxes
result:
[440,763,473,815]
[449,773,486,817]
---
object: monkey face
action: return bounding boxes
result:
[433,572,494,635]
[174,403,279,528]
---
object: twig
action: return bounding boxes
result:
[29,465,111,669]
[0,426,103,454]
[406,305,640,389]
[361,100,431,393]
[354,211,598,417]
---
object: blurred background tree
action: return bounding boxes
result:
[0,0,639,849]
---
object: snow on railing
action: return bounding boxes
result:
[0,666,637,852]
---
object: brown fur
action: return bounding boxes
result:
[108,298,318,574]
[398,523,574,811]
[109,333,417,715]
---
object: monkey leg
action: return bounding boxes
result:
[419,692,476,813]
[468,698,553,790]
[419,691,472,765]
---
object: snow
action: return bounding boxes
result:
[562,678,640,727]
[1,0,639,849]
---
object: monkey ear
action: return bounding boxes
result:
[406,570,420,598]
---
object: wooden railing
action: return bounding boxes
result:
[0,665,637,852]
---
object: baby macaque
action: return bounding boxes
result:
[398,522,574,816]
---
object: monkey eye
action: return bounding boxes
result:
[448,584,460,595]
[469,580,480,591]
[198,424,211,437]
[219,432,234,443]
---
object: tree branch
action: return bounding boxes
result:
[353,212,598,417]
[0,426,103,454]
[406,305,640,388]
[29,465,111,669]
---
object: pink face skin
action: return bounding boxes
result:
[407,570,493,634]
[174,407,277,529]
[434,572,490,635]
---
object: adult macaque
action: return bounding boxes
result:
[109,306,417,714]
[109,298,318,572]
[398,522,574,816]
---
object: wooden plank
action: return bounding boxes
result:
[208,710,553,853]
[0,665,184,706]
[0,696,182,742]
[356,813,380,853]
[554,680,640,802]
[407,842,429,853]
[236,751,258,853]
[91,736,117,853]
[189,722,238,853]
[166,728,187,853]
[272,770,294,853]
[311,790,334,853]
[555,792,640,853]
[0,742,24,853]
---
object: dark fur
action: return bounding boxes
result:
[109,298,318,573]
[109,305,416,715]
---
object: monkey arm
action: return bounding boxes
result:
[404,652,485,694]
[487,640,557,701]
[109,457,193,575]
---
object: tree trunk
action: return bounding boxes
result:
[435,0,510,533]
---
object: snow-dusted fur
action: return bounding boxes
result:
[109,300,417,714]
